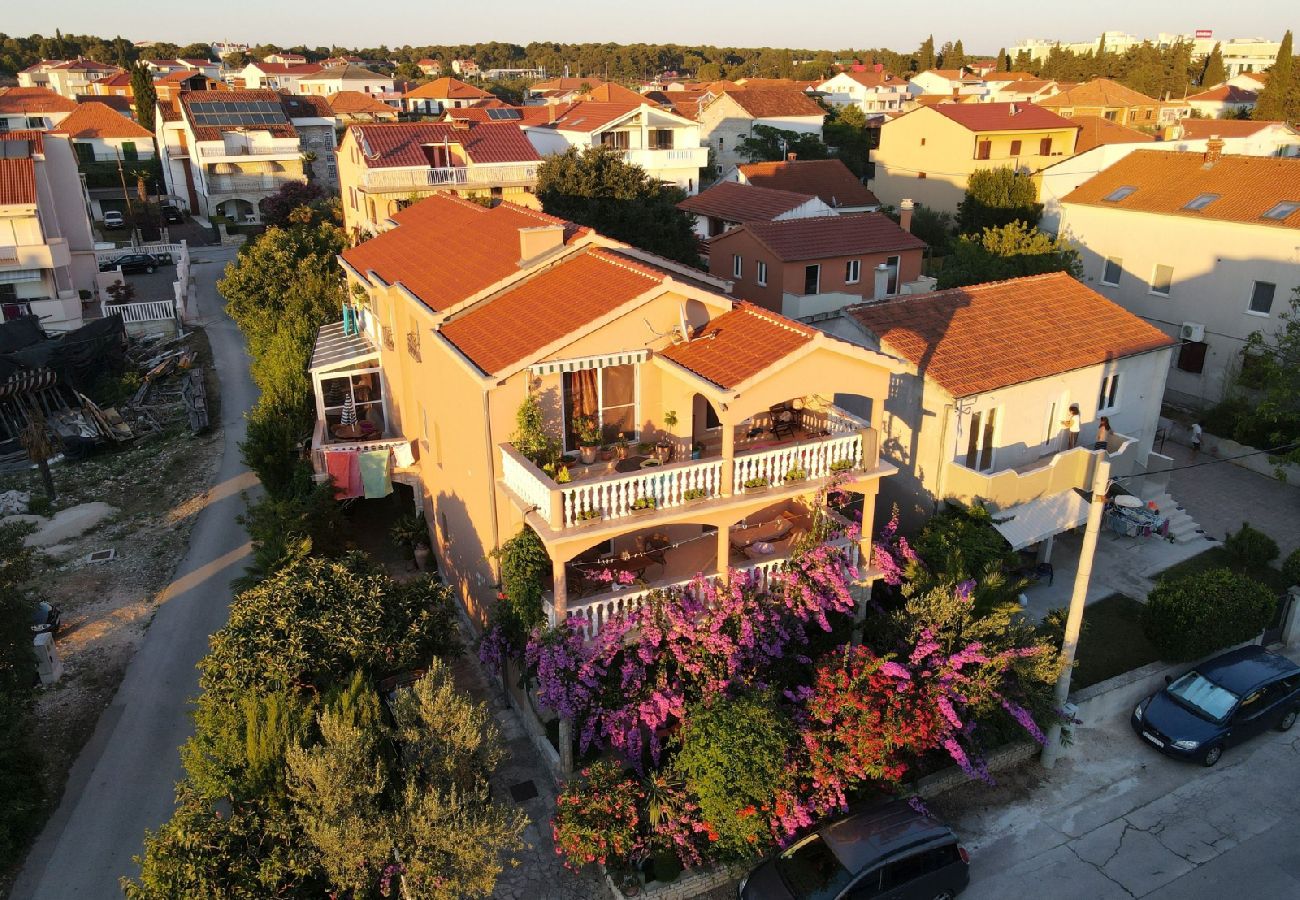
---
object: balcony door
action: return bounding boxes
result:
[965,407,997,472]
[563,364,638,449]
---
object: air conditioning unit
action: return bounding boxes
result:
[1180,322,1205,343]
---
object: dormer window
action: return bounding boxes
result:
[1103,186,1137,202]
[1183,193,1219,211]
[1262,200,1299,221]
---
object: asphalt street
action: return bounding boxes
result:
[12,245,257,899]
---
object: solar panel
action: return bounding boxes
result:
[486,108,522,121]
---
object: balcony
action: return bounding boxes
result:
[620,146,711,171]
[0,238,69,271]
[207,173,307,194]
[360,161,539,192]
[499,403,879,534]
[198,141,302,160]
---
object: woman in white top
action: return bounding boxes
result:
[1062,404,1081,449]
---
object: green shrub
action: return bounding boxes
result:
[240,409,313,500]
[1223,522,1280,572]
[677,692,791,857]
[1283,548,1300,587]
[490,526,550,651]
[1143,568,1277,661]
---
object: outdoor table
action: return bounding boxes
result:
[614,455,648,473]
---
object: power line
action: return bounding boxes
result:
[1121,441,1298,480]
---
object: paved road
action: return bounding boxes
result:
[12,246,257,899]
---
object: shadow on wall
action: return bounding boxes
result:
[432,490,493,630]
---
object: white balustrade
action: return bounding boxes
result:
[733,433,862,492]
[500,446,553,515]
[94,242,183,265]
[103,299,177,323]
[560,459,723,527]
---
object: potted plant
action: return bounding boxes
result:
[682,487,709,504]
[830,457,858,473]
[576,414,602,465]
[599,443,615,462]
[690,441,704,460]
[783,465,807,484]
[556,465,572,484]
[615,432,630,461]
[655,410,677,463]
[637,441,655,456]
[575,508,602,525]
[390,512,431,570]
[743,476,771,493]
[631,496,658,515]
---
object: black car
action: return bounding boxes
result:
[161,204,184,223]
[99,253,160,274]
[1131,645,1300,767]
[739,800,970,900]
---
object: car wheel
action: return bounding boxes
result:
[1202,745,1222,767]
[1279,709,1297,732]
[146,265,155,273]
[931,892,955,900]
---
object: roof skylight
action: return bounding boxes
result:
[1183,193,1220,211]
[1103,185,1137,202]
[1262,200,1299,221]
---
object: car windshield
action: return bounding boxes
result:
[1167,671,1240,723]
[775,834,853,900]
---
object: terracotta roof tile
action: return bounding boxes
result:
[736,213,925,261]
[2,131,44,155]
[1062,149,1300,229]
[737,158,879,209]
[299,65,388,82]
[326,90,397,115]
[1176,119,1289,140]
[847,272,1174,396]
[717,88,825,119]
[837,71,906,88]
[341,194,580,312]
[349,121,539,167]
[1040,78,1159,109]
[280,93,335,119]
[443,104,565,125]
[544,101,642,132]
[0,86,78,114]
[441,249,661,374]
[1187,84,1259,104]
[659,303,816,389]
[583,83,655,105]
[53,101,153,139]
[76,94,133,114]
[1071,115,1155,153]
[250,62,323,75]
[405,77,493,100]
[930,102,1078,133]
[677,180,818,222]
[0,158,37,206]
[531,76,607,92]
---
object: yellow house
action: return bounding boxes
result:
[318,193,901,642]
[871,102,1079,213]
[336,121,542,236]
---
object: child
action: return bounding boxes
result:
[1191,422,1203,456]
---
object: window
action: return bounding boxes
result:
[599,130,629,150]
[1039,136,1053,155]
[320,371,385,434]
[1183,193,1219,211]
[648,128,674,150]
[1098,373,1120,412]
[885,255,900,294]
[1042,400,1057,450]
[844,259,861,284]
[756,260,767,286]
[965,407,997,472]
[732,254,743,278]
[976,140,991,160]
[920,137,926,146]
[1150,264,1174,296]
[917,172,927,179]
[563,364,638,447]
[1178,340,1207,374]
[1263,200,1300,221]
[1103,109,1118,122]
[717,136,724,149]
[26,116,44,130]
[1248,280,1276,315]
[804,264,820,294]
[1010,139,1022,156]
[1101,257,1122,286]
[1103,185,1137,202]
[121,141,137,161]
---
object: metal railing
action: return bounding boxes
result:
[198,143,301,157]
[360,161,539,191]
[102,298,177,323]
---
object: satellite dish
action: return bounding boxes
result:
[677,304,690,343]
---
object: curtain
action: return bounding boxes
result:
[564,369,599,449]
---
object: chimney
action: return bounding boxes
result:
[518,225,565,265]
[786,152,797,161]
[1204,135,1224,165]
[899,198,915,233]
[1009,102,1019,116]
[873,263,891,301]
[548,101,557,124]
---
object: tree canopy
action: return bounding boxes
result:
[1234,288,1300,466]
[1200,42,1225,87]
[0,523,43,870]
[1253,31,1297,122]
[130,63,156,131]
[957,168,1043,234]
[937,221,1082,290]
[736,123,830,165]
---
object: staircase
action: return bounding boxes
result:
[1148,492,1216,545]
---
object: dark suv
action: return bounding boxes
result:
[739,800,970,899]
[1132,645,1300,767]
[99,253,160,274]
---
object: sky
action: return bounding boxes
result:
[3,1,1293,54]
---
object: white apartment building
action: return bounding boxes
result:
[815,71,911,115]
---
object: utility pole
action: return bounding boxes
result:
[114,145,140,248]
[1041,455,1111,768]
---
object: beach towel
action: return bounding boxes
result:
[359,448,393,499]
[325,450,362,499]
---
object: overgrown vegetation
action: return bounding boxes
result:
[0,524,44,874]
[1143,568,1277,662]
[957,168,1043,235]
[937,222,1082,290]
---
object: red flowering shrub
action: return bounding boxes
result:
[552,760,645,871]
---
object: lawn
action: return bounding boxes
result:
[1073,594,1162,690]
[1156,547,1291,594]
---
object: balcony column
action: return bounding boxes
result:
[550,556,568,624]
[720,424,735,497]
[716,522,731,584]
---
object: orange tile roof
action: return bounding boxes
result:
[1040,78,1159,109]
[443,104,568,125]
[349,121,539,167]
[733,213,925,262]
[327,90,397,115]
[440,249,662,375]
[1187,84,1259,104]
[737,158,879,209]
[985,72,1038,81]
[406,77,493,100]
[0,86,78,114]
[847,272,1175,397]
[76,93,133,114]
[1176,119,1289,140]
[531,76,607,92]
[544,101,642,132]
[659,302,817,389]
[4,130,45,155]
[930,102,1078,133]
[341,194,582,312]
[677,180,819,222]
[53,101,153,139]
[717,88,825,119]
[583,83,655,105]
[838,71,906,88]
[0,158,37,206]
[1071,115,1155,153]
[1062,150,1300,229]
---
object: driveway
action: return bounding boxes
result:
[11,245,256,898]
[934,653,1300,899]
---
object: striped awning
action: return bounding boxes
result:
[0,269,43,285]
[529,349,648,377]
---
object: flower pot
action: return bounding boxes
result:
[600,447,615,462]
[412,543,431,571]
[575,512,602,527]
[579,445,598,465]
[654,441,673,463]
[744,484,770,494]
[616,444,630,461]
[631,504,656,516]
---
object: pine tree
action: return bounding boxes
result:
[951,40,965,71]
[1254,31,1295,121]
[130,64,157,130]
[1201,42,1225,86]
[996,48,1009,72]
[917,35,936,72]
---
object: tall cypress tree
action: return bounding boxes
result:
[996,48,1009,72]
[1200,42,1225,86]
[951,40,965,70]
[917,35,936,71]
[1254,30,1293,120]
[131,63,157,130]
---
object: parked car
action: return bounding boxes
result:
[739,800,970,899]
[1131,645,1300,767]
[31,601,61,636]
[160,204,184,223]
[98,253,160,274]
[102,210,125,228]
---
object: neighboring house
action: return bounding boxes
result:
[75,94,134,117]
[907,69,986,98]
[1186,83,1259,118]
[263,53,308,65]
[677,180,834,240]
[522,101,709,194]
[416,59,443,76]
[336,121,542,235]
[323,192,895,643]
[402,77,494,115]
[698,88,827,173]
[0,87,78,131]
[819,271,1176,541]
[16,60,61,89]
[989,79,1060,103]
[871,102,1079,212]
[154,70,220,104]
[156,90,305,221]
[0,130,99,330]
[815,71,911,115]
[298,65,394,97]
[328,90,400,123]
[1173,119,1300,156]
[727,158,881,212]
[705,213,926,318]
[1058,147,1300,405]
[441,105,565,126]
[54,101,156,164]
[280,94,339,189]
[450,59,480,77]
[1071,115,1155,153]
[236,62,324,92]
[1039,78,1178,128]
[581,83,654,105]
[179,58,223,80]
[33,59,124,99]
[525,76,607,105]
[85,72,133,101]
